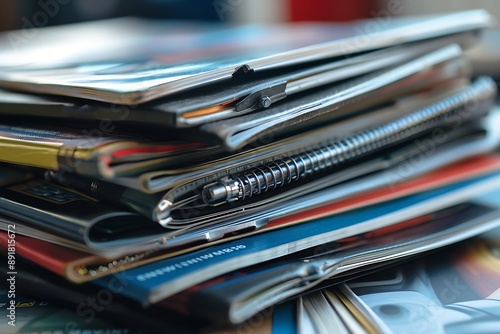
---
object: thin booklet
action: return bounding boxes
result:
[0,10,492,105]
[0,125,211,178]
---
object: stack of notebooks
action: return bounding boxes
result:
[0,9,499,334]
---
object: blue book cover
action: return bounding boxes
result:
[272,301,297,334]
[94,172,500,305]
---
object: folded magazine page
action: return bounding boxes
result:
[0,256,293,334]
[342,225,500,334]
[198,44,469,149]
[0,165,171,258]
[0,10,492,105]
[0,34,475,129]
[160,195,500,324]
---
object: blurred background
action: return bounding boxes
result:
[1,0,500,30]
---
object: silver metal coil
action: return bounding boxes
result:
[202,77,496,206]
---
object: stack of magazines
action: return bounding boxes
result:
[0,9,499,334]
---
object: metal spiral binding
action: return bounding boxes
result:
[202,77,496,206]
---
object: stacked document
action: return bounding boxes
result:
[0,9,499,333]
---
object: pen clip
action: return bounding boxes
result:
[235,81,287,113]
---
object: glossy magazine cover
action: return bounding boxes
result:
[346,226,500,333]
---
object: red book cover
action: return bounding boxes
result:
[288,0,374,22]
[0,232,102,283]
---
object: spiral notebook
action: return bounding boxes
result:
[0,77,496,240]
[60,76,499,227]
[2,153,500,283]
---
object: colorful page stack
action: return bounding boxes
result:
[0,9,499,333]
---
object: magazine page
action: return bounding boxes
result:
[160,195,500,324]
[347,228,500,333]
[0,10,492,104]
